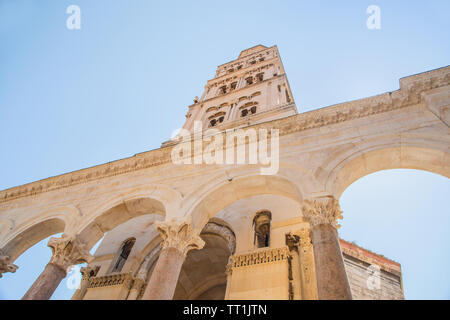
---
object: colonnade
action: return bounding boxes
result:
[1,196,352,300]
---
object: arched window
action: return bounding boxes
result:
[256,73,264,82]
[253,211,272,248]
[240,102,257,117]
[218,85,227,95]
[208,112,226,127]
[111,238,135,273]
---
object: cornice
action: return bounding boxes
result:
[0,66,448,204]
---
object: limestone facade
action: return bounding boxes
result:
[0,45,448,300]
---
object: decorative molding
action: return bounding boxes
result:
[135,245,161,281]
[0,250,18,277]
[88,272,133,289]
[201,222,236,254]
[0,67,448,203]
[297,229,312,249]
[230,247,290,268]
[155,219,205,257]
[80,265,100,280]
[302,197,343,229]
[48,236,93,272]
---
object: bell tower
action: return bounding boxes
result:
[165,45,297,145]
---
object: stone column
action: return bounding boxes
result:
[22,236,92,300]
[141,219,204,300]
[71,266,100,300]
[302,196,352,300]
[0,250,18,278]
[127,278,145,300]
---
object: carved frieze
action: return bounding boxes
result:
[0,67,448,204]
[230,247,290,268]
[88,273,133,289]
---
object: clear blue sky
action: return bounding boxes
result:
[0,0,449,299]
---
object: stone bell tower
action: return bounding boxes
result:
[172,45,297,137]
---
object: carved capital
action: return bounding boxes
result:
[302,197,343,229]
[48,236,93,272]
[0,250,18,278]
[155,219,205,257]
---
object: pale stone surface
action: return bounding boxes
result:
[0,45,448,299]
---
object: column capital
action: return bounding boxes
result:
[0,250,18,278]
[302,196,343,229]
[155,218,205,257]
[48,236,93,272]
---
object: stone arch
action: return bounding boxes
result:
[134,236,163,282]
[186,174,303,231]
[326,145,450,199]
[200,219,236,254]
[1,218,66,264]
[173,219,236,300]
[77,199,167,250]
[74,185,181,250]
[0,204,83,263]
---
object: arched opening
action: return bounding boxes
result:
[253,211,272,248]
[188,174,303,231]
[172,220,235,300]
[1,218,65,264]
[110,238,136,273]
[77,197,166,250]
[0,218,67,299]
[339,169,450,299]
[326,146,450,199]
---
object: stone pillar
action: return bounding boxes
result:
[296,229,318,299]
[0,250,18,278]
[141,219,204,300]
[127,278,145,300]
[22,236,92,300]
[71,266,100,300]
[302,196,352,300]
